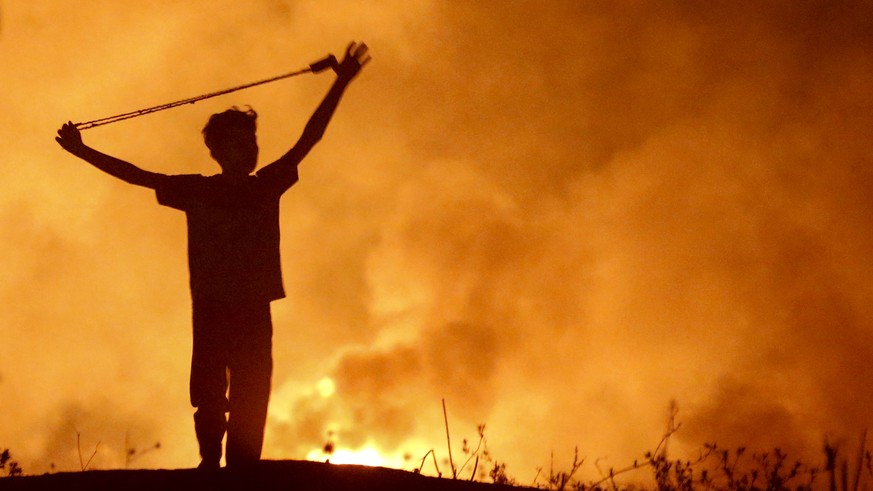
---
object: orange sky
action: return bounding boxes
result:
[1,0,872,480]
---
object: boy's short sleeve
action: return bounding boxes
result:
[155,174,203,211]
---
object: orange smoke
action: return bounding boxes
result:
[1,1,872,481]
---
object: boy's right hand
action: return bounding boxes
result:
[56,122,85,154]
[334,41,370,82]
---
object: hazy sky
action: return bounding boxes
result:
[1,0,872,481]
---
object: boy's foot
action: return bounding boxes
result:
[197,458,220,471]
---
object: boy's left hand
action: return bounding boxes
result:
[56,122,85,154]
[334,41,370,81]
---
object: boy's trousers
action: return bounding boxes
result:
[190,299,273,467]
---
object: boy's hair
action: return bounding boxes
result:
[202,106,258,151]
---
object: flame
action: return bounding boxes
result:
[306,445,385,467]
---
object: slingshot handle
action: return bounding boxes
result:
[309,55,338,73]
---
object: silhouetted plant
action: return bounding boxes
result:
[490,461,516,486]
[317,430,336,463]
[76,431,99,471]
[527,408,829,491]
[418,422,496,481]
[436,400,497,481]
[532,447,584,491]
[824,432,872,491]
[458,424,492,481]
[124,433,161,469]
[443,399,458,479]
[1,448,23,477]
[416,448,443,477]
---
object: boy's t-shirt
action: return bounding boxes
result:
[155,165,298,304]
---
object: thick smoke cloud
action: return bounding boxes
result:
[1,0,871,481]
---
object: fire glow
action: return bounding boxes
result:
[1,0,872,479]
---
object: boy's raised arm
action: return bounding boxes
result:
[260,42,370,179]
[56,122,165,189]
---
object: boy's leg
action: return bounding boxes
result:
[225,302,273,468]
[191,302,230,468]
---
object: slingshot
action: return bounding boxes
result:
[73,54,343,130]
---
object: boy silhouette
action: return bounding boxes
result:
[56,42,369,469]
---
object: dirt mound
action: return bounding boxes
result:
[0,459,527,491]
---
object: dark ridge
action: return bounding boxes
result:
[0,459,529,491]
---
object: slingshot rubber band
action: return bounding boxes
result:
[73,58,332,130]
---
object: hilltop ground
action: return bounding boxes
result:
[0,459,527,491]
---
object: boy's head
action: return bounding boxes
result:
[202,107,259,176]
